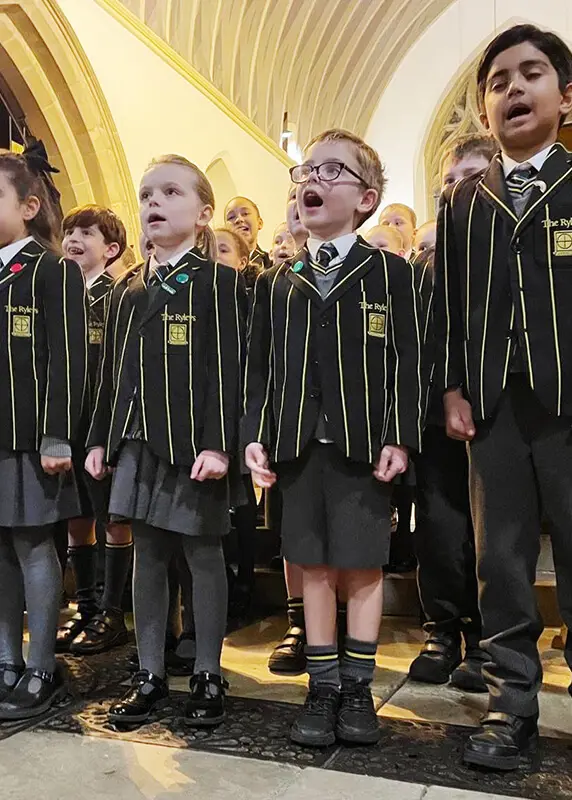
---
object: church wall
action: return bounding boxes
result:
[365,0,572,225]
[56,0,292,249]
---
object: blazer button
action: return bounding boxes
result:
[309,390,321,400]
[512,241,521,254]
[320,317,330,327]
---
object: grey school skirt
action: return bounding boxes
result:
[0,450,82,528]
[108,440,232,538]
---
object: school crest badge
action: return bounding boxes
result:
[12,314,31,338]
[368,312,386,338]
[553,230,572,257]
[89,326,103,345]
[168,323,188,345]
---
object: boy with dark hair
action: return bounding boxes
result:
[434,24,572,770]
[440,134,499,188]
[244,128,422,747]
[57,204,133,655]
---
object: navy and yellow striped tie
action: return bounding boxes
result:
[506,163,538,218]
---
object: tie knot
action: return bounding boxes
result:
[316,242,338,269]
[508,163,537,183]
[150,262,170,286]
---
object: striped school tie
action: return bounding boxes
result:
[506,163,538,218]
[315,242,339,273]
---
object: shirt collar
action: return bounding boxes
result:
[502,144,554,177]
[150,247,190,274]
[307,233,357,262]
[85,268,106,289]
[0,235,35,266]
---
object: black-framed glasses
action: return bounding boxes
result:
[289,161,368,186]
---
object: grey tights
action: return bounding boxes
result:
[132,522,227,678]
[0,526,61,672]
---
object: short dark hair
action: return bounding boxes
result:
[62,204,127,266]
[477,24,572,110]
[440,134,498,177]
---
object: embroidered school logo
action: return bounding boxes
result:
[168,323,188,345]
[553,230,572,256]
[368,312,386,338]
[12,314,31,338]
[89,327,103,345]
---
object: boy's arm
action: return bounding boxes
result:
[86,281,124,452]
[241,271,273,451]
[433,190,465,393]
[200,266,248,454]
[384,257,423,453]
[41,256,88,452]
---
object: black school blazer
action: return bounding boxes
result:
[242,237,423,463]
[434,142,572,420]
[87,249,248,467]
[0,240,88,451]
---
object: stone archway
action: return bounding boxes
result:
[0,0,138,243]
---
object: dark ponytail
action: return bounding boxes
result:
[0,138,61,254]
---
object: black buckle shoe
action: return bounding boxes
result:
[0,667,67,720]
[408,632,462,684]
[463,712,539,771]
[290,684,340,747]
[268,626,306,675]
[184,672,228,727]
[336,678,380,744]
[70,608,129,655]
[0,664,25,704]
[451,647,488,693]
[108,671,169,724]
[56,609,96,654]
[165,647,195,677]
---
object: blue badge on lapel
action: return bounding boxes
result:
[176,273,189,284]
[292,261,304,273]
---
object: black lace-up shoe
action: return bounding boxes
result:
[290,684,340,747]
[336,678,380,744]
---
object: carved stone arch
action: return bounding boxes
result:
[205,153,238,224]
[0,0,139,243]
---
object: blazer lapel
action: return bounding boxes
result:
[476,155,518,225]
[285,247,323,307]
[0,240,45,295]
[140,248,204,324]
[514,143,572,236]
[88,272,113,307]
[322,237,377,311]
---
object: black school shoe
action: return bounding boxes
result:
[0,664,25,703]
[451,647,488,692]
[290,684,340,747]
[463,712,539,771]
[268,625,306,675]
[408,632,462,684]
[108,671,169,724]
[55,608,97,654]
[0,667,67,720]
[70,608,129,655]
[336,678,380,744]
[184,672,228,727]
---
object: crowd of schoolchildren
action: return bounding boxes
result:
[0,24,571,772]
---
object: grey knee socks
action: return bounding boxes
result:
[0,529,25,667]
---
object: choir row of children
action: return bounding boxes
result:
[0,23,571,775]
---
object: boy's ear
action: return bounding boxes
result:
[257,215,264,232]
[560,81,572,118]
[479,111,491,131]
[357,188,379,217]
[104,242,121,262]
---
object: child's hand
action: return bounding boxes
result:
[41,455,72,476]
[85,447,107,480]
[190,450,229,481]
[373,445,408,483]
[443,388,476,441]
[245,443,277,488]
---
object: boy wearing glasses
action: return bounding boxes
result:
[244,128,422,747]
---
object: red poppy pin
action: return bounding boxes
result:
[10,263,23,273]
